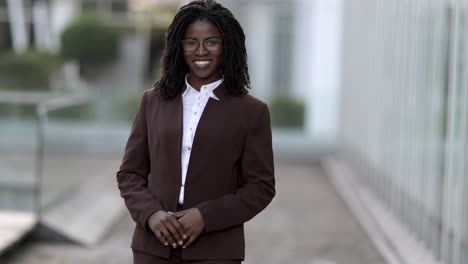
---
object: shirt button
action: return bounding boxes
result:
[188,147,191,150]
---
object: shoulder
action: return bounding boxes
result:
[141,88,163,106]
[230,94,270,130]
[142,87,161,99]
[234,93,269,113]
[135,88,163,116]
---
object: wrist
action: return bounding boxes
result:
[147,210,162,229]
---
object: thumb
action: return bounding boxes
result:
[172,210,187,218]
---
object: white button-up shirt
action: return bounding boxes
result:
[179,76,223,204]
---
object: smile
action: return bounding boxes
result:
[193,60,211,67]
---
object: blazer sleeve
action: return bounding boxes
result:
[116,90,163,231]
[196,103,276,233]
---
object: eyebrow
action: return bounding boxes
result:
[182,36,221,40]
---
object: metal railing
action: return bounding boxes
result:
[35,93,89,218]
[0,91,89,216]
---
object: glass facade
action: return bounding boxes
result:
[339,0,468,263]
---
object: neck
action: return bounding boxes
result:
[187,74,221,91]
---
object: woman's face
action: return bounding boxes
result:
[183,19,223,87]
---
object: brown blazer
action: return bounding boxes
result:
[116,84,275,260]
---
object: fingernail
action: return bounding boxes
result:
[179,241,183,245]
[183,234,187,239]
[183,246,186,249]
[164,243,168,246]
[172,243,177,247]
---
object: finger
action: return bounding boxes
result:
[159,226,178,248]
[183,234,197,248]
[168,216,188,241]
[165,220,184,245]
[154,230,169,246]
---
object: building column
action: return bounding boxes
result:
[7,0,28,53]
[293,0,342,140]
[244,2,274,101]
[33,0,53,52]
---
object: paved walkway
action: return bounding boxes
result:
[1,161,385,264]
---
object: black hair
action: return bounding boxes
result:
[154,0,250,99]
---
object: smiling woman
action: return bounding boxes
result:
[116,1,275,263]
[153,0,251,100]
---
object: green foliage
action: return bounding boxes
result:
[0,104,36,118]
[0,103,96,120]
[147,26,166,80]
[0,51,61,118]
[61,12,119,69]
[48,103,96,121]
[269,95,305,129]
[0,51,60,91]
[150,26,166,56]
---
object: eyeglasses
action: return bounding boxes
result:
[181,38,222,52]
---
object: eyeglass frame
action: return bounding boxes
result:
[181,38,223,52]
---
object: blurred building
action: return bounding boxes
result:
[218,0,342,156]
[0,0,128,53]
[129,0,176,10]
[1,0,343,149]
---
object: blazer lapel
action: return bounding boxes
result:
[191,82,228,151]
[159,91,184,186]
[185,83,228,185]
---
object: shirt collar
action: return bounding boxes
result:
[183,74,223,101]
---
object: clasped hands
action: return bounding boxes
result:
[147,208,205,248]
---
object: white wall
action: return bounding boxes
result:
[292,0,342,139]
[244,2,274,100]
[33,0,54,52]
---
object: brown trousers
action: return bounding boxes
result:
[132,248,242,264]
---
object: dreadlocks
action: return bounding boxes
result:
[154,0,250,100]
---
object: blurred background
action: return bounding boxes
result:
[0,0,467,264]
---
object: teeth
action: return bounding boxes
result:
[194,61,210,66]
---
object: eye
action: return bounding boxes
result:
[205,39,220,46]
[184,40,197,46]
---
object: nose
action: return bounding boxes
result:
[195,43,208,56]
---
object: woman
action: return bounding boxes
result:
[117,1,275,263]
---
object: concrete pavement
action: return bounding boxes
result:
[1,161,385,264]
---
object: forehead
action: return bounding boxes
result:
[184,19,221,38]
